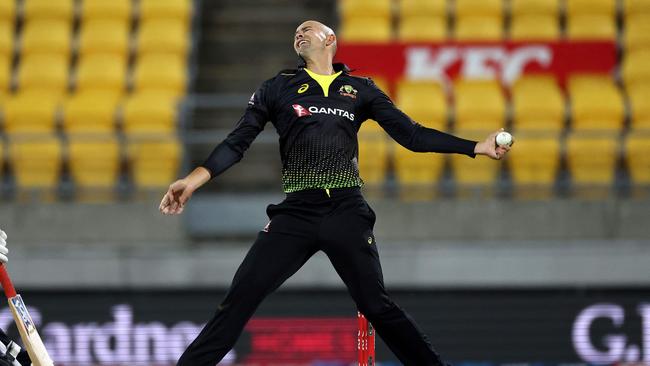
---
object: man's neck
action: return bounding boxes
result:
[304,56,334,75]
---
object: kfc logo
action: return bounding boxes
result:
[292,104,312,117]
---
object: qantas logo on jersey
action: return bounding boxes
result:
[292,105,355,121]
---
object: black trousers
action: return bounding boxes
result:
[177,187,446,366]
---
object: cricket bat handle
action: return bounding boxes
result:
[0,265,17,298]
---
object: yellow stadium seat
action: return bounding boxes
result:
[82,0,131,23]
[359,119,384,134]
[79,20,130,58]
[339,0,392,19]
[628,85,650,130]
[140,0,192,24]
[340,17,392,43]
[567,15,616,40]
[128,135,181,189]
[624,0,650,16]
[23,0,73,22]
[0,22,12,56]
[566,0,616,18]
[357,134,388,185]
[0,0,16,25]
[21,20,71,57]
[68,135,121,188]
[63,91,120,134]
[455,0,502,18]
[455,16,503,41]
[9,134,62,189]
[624,15,650,52]
[396,80,447,130]
[566,134,618,186]
[626,132,650,185]
[393,142,445,185]
[75,54,126,94]
[511,0,559,17]
[137,19,188,57]
[123,92,178,135]
[454,80,505,131]
[510,15,559,40]
[18,54,68,94]
[399,0,446,17]
[509,134,560,187]
[398,16,447,41]
[569,75,624,131]
[512,76,564,132]
[3,92,60,135]
[622,50,650,90]
[133,54,186,95]
[0,55,9,97]
[450,129,501,186]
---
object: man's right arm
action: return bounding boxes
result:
[160,79,274,215]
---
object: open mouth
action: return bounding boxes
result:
[297,40,309,48]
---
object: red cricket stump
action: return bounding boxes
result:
[357,312,375,366]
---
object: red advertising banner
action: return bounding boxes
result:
[335,41,617,87]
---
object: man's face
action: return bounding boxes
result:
[294,21,331,57]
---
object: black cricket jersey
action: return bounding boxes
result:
[202,63,477,193]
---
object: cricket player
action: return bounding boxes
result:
[0,230,32,366]
[160,20,511,365]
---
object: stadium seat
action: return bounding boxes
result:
[393,142,445,186]
[511,76,565,132]
[340,17,392,42]
[23,0,73,22]
[339,0,392,19]
[510,15,559,40]
[140,0,192,24]
[20,20,71,58]
[566,15,616,40]
[508,134,561,187]
[122,92,178,135]
[82,0,131,23]
[398,16,447,41]
[9,134,62,189]
[628,85,650,130]
[75,54,126,94]
[454,80,505,131]
[626,132,650,185]
[0,22,12,57]
[359,119,384,135]
[79,20,130,58]
[137,19,188,57]
[17,54,68,94]
[450,129,501,186]
[63,91,120,134]
[68,134,121,188]
[127,135,181,189]
[0,0,16,25]
[622,49,650,91]
[3,92,60,135]
[399,0,446,18]
[0,55,9,98]
[357,134,388,186]
[624,15,650,52]
[624,0,650,17]
[566,134,618,186]
[510,0,559,17]
[569,75,624,131]
[455,16,503,41]
[566,0,616,18]
[132,54,186,95]
[395,80,447,130]
[455,0,502,19]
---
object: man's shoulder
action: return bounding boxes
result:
[258,69,302,90]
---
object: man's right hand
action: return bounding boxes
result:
[159,179,194,215]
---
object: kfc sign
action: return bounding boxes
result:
[336,41,616,87]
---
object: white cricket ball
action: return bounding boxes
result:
[495,131,513,147]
